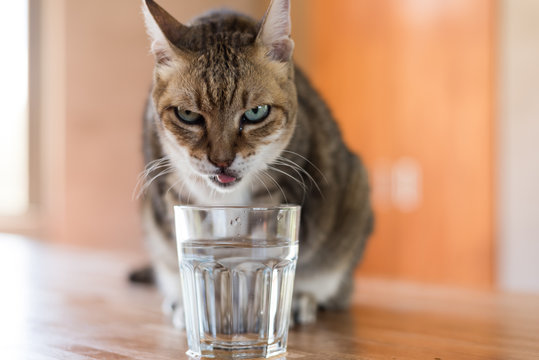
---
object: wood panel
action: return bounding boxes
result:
[298,0,495,287]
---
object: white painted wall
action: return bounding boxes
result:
[499,0,539,293]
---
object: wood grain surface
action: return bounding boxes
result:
[1,234,538,360]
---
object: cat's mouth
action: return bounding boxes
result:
[209,173,241,188]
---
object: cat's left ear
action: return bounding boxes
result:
[257,0,294,62]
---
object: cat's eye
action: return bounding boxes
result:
[174,107,204,125]
[243,105,271,124]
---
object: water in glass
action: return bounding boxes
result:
[179,237,297,359]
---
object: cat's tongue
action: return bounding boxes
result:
[217,174,236,184]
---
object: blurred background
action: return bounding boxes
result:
[0,0,537,293]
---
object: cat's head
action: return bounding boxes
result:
[143,0,297,193]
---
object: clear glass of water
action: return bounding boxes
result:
[174,205,301,359]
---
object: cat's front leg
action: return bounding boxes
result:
[290,292,317,326]
[153,260,185,329]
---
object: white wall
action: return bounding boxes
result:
[499,0,539,293]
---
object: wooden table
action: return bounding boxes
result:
[1,234,538,360]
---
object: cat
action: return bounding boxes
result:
[137,0,373,328]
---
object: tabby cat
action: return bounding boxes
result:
[138,0,373,327]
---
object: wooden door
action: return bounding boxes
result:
[295,0,495,288]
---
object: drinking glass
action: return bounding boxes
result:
[174,205,301,359]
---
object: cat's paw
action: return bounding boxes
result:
[172,306,185,330]
[161,297,185,329]
[161,296,177,316]
[291,293,317,326]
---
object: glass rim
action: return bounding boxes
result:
[174,204,301,211]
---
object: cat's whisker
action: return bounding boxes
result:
[140,158,171,182]
[187,185,193,204]
[275,156,324,198]
[137,158,171,181]
[269,161,307,204]
[187,175,202,204]
[272,159,305,184]
[210,186,216,201]
[276,156,325,198]
[132,157,172,200]
[187,178,195,204]
[142,157,169,174]
[176,179,190,204]
[272,159,307,183]
[253,172,273,202]
[166,177,183,196]
[136,166,176,199]
[144,166,174,187]
[262,170,288,204]
[134,164,174,200]
[281,150,329,184]
[268,164,307,193]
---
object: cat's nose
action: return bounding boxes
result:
[208,157,235,169]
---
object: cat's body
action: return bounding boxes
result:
[140,0,373,326]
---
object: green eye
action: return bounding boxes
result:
[243,105,270,123]
[174,107,203,125]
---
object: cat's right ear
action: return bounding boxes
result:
[142,0,189,65]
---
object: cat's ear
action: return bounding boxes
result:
[142,0,189,65]
[257,0,294,62]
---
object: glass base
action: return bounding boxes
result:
[186,339,287,359]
